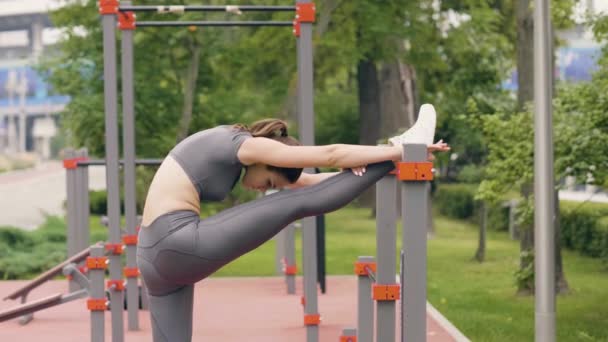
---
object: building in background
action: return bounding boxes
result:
[0,0,68,159]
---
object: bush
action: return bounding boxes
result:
[434,183,477,220]
[89,190,125,215]
[560,201,608,263]
[456,164,483,184]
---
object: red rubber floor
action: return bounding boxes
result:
[0,276,460,341]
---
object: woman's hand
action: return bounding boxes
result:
[340,165,367,176]
[427,139,450,161]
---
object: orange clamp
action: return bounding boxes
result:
[301,296,306,306]
[354,261,376,276]
[293,19,301,37]
[124,267,140,278]
[304,314,321,326]
[107,279,125,291]
[86,256,108,270]
[296,3,316,23]
[284,264,297,276]
[63,157,88,169]
[87,298,107,311]
[98,0,119,15]
[340,336,357,342]
[122,234,138,246]
[396,162,434,181]
[372,284,401,301]
[105,243,124,255]
[118,11,136,30]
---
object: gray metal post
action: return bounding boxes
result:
[120,1,140,330]
[64,148,79,292]
[341,328,357,342]
[401,144,429,342]
[534,0,556,340]
[89,245,105,342]
[296,1,318,340]
[285,223,297,294]
[78,149,90,253]
[101,6,125,341]
[276,230,286,274]
[357,256,374,342]
[376,174,397,342]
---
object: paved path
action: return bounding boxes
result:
[0,161,106,230]
[0,276,468,342]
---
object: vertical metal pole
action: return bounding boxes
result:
[73,149,83,265]
[276,230,286,274]
[296,1,318,340]
[65,148,78,292]
[534,0,556,340]
[102,8,125,342]
[401,144,428,342]
[89,245,105,342]
[120,1,140,330]
[376,174,397,342]
[285,223,297,294]
[357,256,374,342]
[78,149,91,252]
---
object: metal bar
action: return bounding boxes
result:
[73,149,83,292]
[376,174,397,342]
[357,256,374,342]
[534,0,556,340]
[136,21,293,27]
[121,1,140,330]
[285,223,296,294]
[64,148,78,293]
[316,214,326,294]
[78,149,90,261]
[119,5,295,12]
[77,159,163,167]
[401,144,428,342]
[101,12,125,342]
[296,1,318,340]
[90,245,105,342]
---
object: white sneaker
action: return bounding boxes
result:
[388,103,436,146]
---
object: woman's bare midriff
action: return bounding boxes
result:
[141,155,200,227]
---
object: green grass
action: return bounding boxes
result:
[212,207,608,341]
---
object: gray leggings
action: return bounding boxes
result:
[136,161,394,341]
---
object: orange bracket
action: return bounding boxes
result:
[296,3,316,23]
[63,157,88,169]
[105,243,124,255]
[304,314,321,326]
[284,264,297,276]
[292,19,301,37]
[395,162,434,181]
[87,298,107,311]
[124,267,140,278]
[340,336,357,342]
[122,234,138,246]
[118,11,136,30]
[300,296,306,306]
[354,261,376,276]
[107,279,125,291]
[372,284,401,301]
[86,256,108,270]
[98,0,119,15]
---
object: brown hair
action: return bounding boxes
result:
[234,119,303,184]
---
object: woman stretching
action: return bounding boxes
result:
[137,104,449,341]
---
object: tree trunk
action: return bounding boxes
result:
[474,201,487,262]
[554,189,569,294]
[516,0,534,110]
[176,40,201,143]
[356,58,382,209]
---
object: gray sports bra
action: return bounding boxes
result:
[169,125,252,202]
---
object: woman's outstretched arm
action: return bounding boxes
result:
[238,137,402,169]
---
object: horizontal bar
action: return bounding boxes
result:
[119,5,295,12]
[77,159,163,167]
[136,21,293,27]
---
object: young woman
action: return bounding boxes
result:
[137,104,449,341]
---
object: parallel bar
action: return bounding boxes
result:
[357,256,375,342]
[136,21,293,27]
[90,245,105,342]
[77,149,90,286]
[120,5,295,12]
[401,144,429,342]
[65,148,78,293]
[376,174,397,342]
[121,1,140,330]
[77,159,163,167]
[296,1,318,341]
[285,223,297,294]
[101,12,125,342]
[534,0,556,340]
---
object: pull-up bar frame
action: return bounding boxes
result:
[136,21,293,27]
[119,5,295,12]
